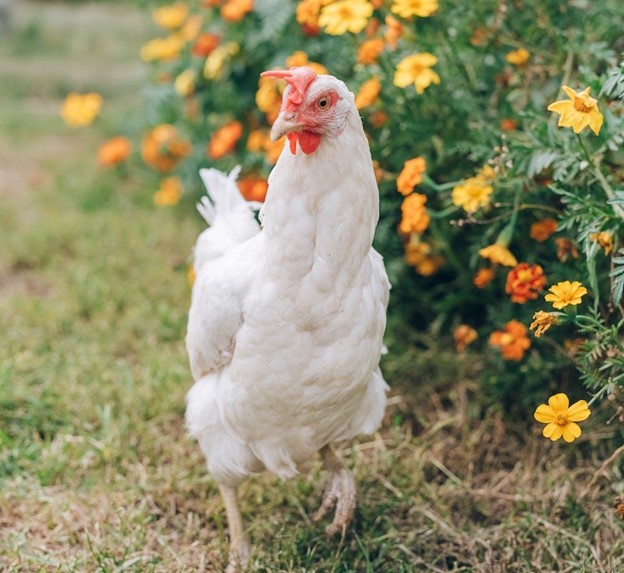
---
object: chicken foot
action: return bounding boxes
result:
[311,445,356,536]
[219,484,251,573]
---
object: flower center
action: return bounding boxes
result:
[573,97,593,113]
[554,413,569,426]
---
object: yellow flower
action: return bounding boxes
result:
[544,280,588,309]
[547,86,603,135]
[589,231,614,255]
[174,69,196,97]
[529,310,557,338]
[179,15,202,41]
[297,0,323,29]
[140,35,185,61]
[505,47,529,66]
[391,0,438,18]
[153,3,189,29]
[60,92,103,127]
[534,393,590,443]
[187,264,196,286]
[154,177,183,206]
[399,193,430,234]
[393,53,440,94]
[355,76,381,109]
[479,243,517,267]
[451,177,493,212]
[318,0,374,35]
[204,42,239,80]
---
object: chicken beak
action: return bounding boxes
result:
[270,110,301,141]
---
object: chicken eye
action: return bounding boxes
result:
[317,96,330,109]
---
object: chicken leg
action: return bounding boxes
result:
[219,484,250,573]
[311,445,356,536]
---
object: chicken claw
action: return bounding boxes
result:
[311,446,356,536]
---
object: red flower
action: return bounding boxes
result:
[505,262,547,304]
[192,33,220,57]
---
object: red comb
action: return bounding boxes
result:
[261,67,318,109]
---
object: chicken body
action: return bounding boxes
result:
[185,68,390,570]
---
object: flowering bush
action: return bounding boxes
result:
[75,0,624,430]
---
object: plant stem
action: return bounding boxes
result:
[593,157,624,220]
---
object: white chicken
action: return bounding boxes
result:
[185,67,390,572]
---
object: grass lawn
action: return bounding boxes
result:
[1,2,623,572]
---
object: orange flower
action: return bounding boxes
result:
[473,268,495,288]
[238,176,268,202]
[358,38,385,64]
[246,129,268,152]
[454,324,478,352]
[285,51,328,75]
[399,193,429,234]
[370,110,388,127]
[296,0,322,32]
[154,176,183,206]
[404,237,444,275]
[142,124,192,172]
[265,137,285,164]
[221,0,253,22]
[385,14,403,49]
[355,77,381,110]
[187,264,196,286]
[505,263,547,304]
[530,310,557,338]
[397,156,427,196]
[98,136,132,166]
[530,218,557,242]
[208,121,243,159]
[505,48,530,66]
[589,231,614,255]
[489,320,531,361]
[500,118,517,131]
[555,237,579,262]
[192,32,220,56]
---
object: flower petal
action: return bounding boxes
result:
[544,423,563,441]
[548,393,569,412]
[534,404,556,423]
[562,422,582,443]
[566,400,591,422]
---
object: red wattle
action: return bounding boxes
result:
[287,133,297,154]
[298,131,321,154]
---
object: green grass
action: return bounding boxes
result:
[1,2,623,572]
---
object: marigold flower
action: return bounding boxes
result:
[246,129,267,153]
[391,0,438,18]
[98,136,132,167]
[187,263,196,286]
[489,320,531,361]
[208,121,243,160]
[256,77,283,124]
[454,324,477,352]
[473,268,495,288]
[590,231,614,255]
[142,124,192,172]
[238,176,268,202]
[358,38,385,64]
[545,281,587,310]
[192,32,220,57]
[451,177,493,212]
[318,0,374,35]
[265,137,285,164]
[296,0,322,30]
[534,393,590,443]
[615,498,624,521]
[547,85,603,136]
[153,3,189,29]
[140,35,185,61]
[204,42,239,80]
[530,218,558,242]
[479,243,518,267]
[60,92,103,127]
[174,69,196,97]
[285,51,328,75]
[505,47,529,66]
[555,237,579,262]
[154,177,183,206]
[384,14,403,49]
[500,118,517,131]
[399,193,430,235]
[179,15,202,40]
[397,156,426,196]
[394,53,440,94]
[529,310,556,338]
[370,110,388,128]
[404,238,443,275]
[355,77,381,110]
[505,263,547,304]
[221,0,254,22]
